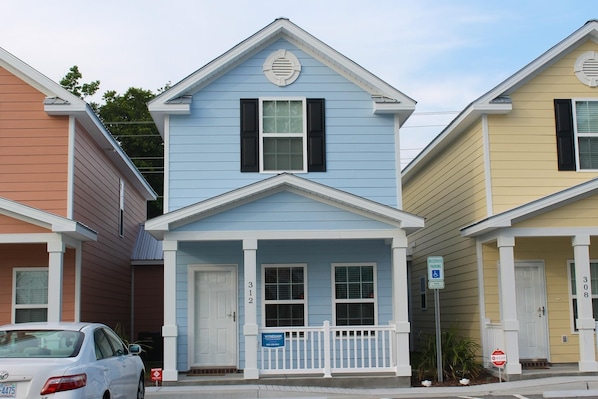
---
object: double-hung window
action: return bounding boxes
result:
[333,263,376,326]
[263,265,306,327]
[261,99,306,172]
[554,99,598,170]
[569,261,598,331]
[13,268,48,323]
[240,98,325,173]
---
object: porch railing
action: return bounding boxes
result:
[485,322,504,367]
[258,321,396,376]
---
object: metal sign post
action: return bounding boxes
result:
[428,256,444,383]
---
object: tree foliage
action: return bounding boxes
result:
[60,67,164,218]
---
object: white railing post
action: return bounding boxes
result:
[323,321,332,377]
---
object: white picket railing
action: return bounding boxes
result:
[259,321,396,376]
[485,322,504,367]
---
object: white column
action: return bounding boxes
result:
[497,236,522,375]
[243,239,259,379]
[391,235,411,376]
[572,235,598,371]
[162,240,179,381]
[47,238,65,322]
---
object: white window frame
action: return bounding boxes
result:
[261,263,307,328]
[259,97,308,173]
[567,260,598,332]
[332,262,377,326]
[12,267,49,323]
[572,99,598,171]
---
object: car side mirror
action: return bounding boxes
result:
[128,344,142,355]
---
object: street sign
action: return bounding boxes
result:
[427,256,444,289]
[151,368,162,382]
[491,349,507,367]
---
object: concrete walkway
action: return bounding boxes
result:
[146,376,598,398]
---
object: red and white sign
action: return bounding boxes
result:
[151,368,163,382]
[491,349,507,367]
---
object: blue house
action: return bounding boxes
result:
[145,18,423,383]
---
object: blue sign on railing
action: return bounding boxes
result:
[262,332,285,348]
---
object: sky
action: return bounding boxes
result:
[2,1,597,167]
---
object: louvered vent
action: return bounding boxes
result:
[575,51,598,87]
[264,49,301,86]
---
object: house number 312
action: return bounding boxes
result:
[247,281,254,304]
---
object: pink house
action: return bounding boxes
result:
[0,47,156,329]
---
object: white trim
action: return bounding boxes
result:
[261,264,307,327]
[331,262,377,326]
[163,115,170,213]
[163,229,408,242]
[482,114,493,216]
[258,98,308,173]
[67,116,76,219]
[572,98,598,171]
[145,173,424,237]
[394,114,402,208]
[567,259,598,333]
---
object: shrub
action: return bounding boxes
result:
[414,324,483,381]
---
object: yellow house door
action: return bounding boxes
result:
[515,262,548,360]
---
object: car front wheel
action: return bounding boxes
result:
[137,376,145,399]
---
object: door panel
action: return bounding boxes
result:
[515,264,548,359]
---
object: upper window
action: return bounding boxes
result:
[263,265,306,327]
[569,261,598,331]
[13,268,48,323]
[555,99,598,171]
[333,263,376,326]
[261,99,306,172]
[240,98,325,173]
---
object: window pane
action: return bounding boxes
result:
[15,308,47,324]
[335,303,374,326]
[263,138,303,171]
[15,271,48,305]
[578,137,598,169]
[265,304,304,327]
[576,101,598,134]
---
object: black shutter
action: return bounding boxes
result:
[554,99,576,171]
[307,98,326,172]
[240,99,259,172]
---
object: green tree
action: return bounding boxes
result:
[98,88,164,218]
[59,65,100,101]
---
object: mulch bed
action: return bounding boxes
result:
[411,369,500,387]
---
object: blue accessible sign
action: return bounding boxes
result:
[427,256,445,289]
[261,332,285,348]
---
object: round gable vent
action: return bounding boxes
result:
[575,51,598,87]
[263,49,301,86]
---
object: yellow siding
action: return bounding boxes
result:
[403,120,487,345]
[488,40,598,214]
[515,194,598,228]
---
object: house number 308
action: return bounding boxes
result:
[248,281,254,304]
[582,276,590,298]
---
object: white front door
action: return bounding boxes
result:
[515,262,548,359]
[189,265,237,367]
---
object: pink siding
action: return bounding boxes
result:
[0,67,69,216]
[0,214,50,233]
[72,122,148,331]
[0,244,76,325]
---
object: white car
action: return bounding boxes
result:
[0,322,145,399]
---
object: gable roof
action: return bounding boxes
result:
[460,177,598,237]
[148,18,416,137]
[402,19,598,182]
[0,196,97,242]
[145,173,424,239]
[0,47,156,201]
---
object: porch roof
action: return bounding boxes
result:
[145,173,424,240]
[0,196,97,242]
[460,177,598,238]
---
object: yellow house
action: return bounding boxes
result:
[402,20,598,379]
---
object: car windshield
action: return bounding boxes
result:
[0,329,84,358]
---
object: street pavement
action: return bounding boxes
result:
[146,375,598,398]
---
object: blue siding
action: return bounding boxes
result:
[174,239,393,371]
[174,191,397,232]
[168,38,398,211]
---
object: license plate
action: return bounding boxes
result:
[0,383,16,398]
